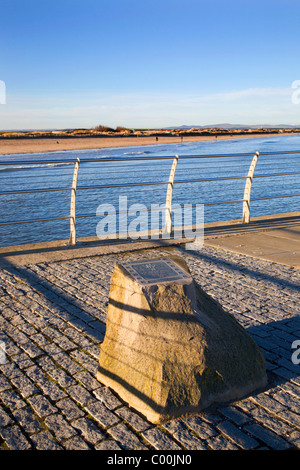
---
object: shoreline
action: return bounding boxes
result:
[0,131,298,155]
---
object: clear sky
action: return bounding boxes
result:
[1,0,300,130]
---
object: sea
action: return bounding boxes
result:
[0,134,299,247]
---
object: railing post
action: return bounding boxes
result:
[164,155,179,235]
[243,151,259,223]
[69,158,80,245]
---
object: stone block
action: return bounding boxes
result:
[97,255,267,423]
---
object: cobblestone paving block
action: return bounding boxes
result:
[84,401,121,428]
[184,416,218,440]
[71,416,106,445]
[244,423,291,450]
[142,427,182,450]
[10,374,39,399]
[219,405,251,426]
[3,340,21,357]
[40,343,63,356]
[0,361,23,379]
[37,379,68,402]
[27,395,58,419]
[31,333,50,348]
[0,375,12,392]
[20,342,44,359]
[48,367,78,388]
[74,369,102,392]
[95,439,122,450]
[66,384,96,408]
[93,385,123,410]
[51,351,84,375]
[278,408,300,429]
[273,390,300,414]
[63,435,91,450]
[0,389,27,413]
[70,349,96,368]
[216,420,259,449]
[56,398,85,421]
[250,392,286,414]
[0,425,32,450]
[30,430,63,450]
[107,422,148,450]
[163,420,208,450]
[0,405,13,428]
[13,406,43,434]
[44,413,78,441]
[288,431,300,449]
[250,406,295,436]
[115,406,151,433]
[206,433,239,450]
[25,364,47,383]
[281,381,300,399]
[274,367,297,382]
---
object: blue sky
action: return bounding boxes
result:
[1,0,300,130]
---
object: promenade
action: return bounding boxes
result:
[0,214,299,451]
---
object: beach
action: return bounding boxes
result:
[0,131,297,155]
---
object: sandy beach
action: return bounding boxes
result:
[0,132,296,156]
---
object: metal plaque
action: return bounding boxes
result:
[121,257,191,286]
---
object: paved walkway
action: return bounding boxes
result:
[204,212,300,269]
[0,238,299,450]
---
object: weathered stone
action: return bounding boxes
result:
[97,255,267,423]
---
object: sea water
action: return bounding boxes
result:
[0,134,299,247]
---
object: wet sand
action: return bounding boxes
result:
[0,132,293,156]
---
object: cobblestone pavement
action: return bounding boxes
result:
[0,244,299,451]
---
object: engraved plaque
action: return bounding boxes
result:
[121,257,191,286]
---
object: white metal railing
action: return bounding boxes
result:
[0,150,299,246]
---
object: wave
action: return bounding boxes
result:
[0,162,74,172]
[123,150,152,155]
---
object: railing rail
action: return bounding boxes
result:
[0,150,299,245]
